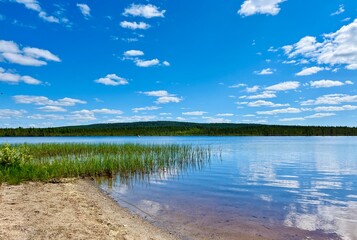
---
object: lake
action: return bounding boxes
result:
[2,136,357,240]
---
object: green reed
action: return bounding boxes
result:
[0,143,211,185]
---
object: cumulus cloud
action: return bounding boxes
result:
[132,106,161,113]
[182,111,207,116]
[140,90,182,104]
[309,80,353,88]
[37,106,67,112]
[135,59,160,67]
[239,100,289,107]
[0,67,42,85]
[216,113,234,117]
[13,95,86,106]
[301,94,357,105]
[124,50,144,57]
[280,113,335,122]
[94,74,128,86]
[73,109,123,115]
[14,0,60,23]
[241,92,277,99]
[162,61,170,66]
[313,105,357,112]
[0,109,27,119]
[77,4,91,18]
[246,85,260,93]
[238,0,286,16]
[106,115,157,123]
[283,19,357,70]
[265,81,300,91]
[296,66,325,76]
[257,107,301,115]
[0,40,60,66]
[123,4,165,18]
[254,68,275,75]
[120,21,150,30]
[202,117,232,123]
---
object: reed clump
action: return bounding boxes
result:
[0,143,210,185]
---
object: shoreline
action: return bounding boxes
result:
[0,179,178,240]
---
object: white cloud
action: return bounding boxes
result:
[13,95,86,106]
[238,0,286,16]
[92,109,123,114]
[140,90,182,104]
[0,109,26,119]
[23,47,61,62]
[120,21,150,30]
[124,50,144,57]
[0,68,42,85]
[305,113,336,119]
[314,105,357,112]
[203,117,232,123]
[346,64,357,70]
[162,61,170,66]
[155,96,182,104]
[71,109,123,117]
[37,106,67,112]
[14,0,59,23]
[309,80,352,88]
[0,40,20,53]
[106,115,157,123]
[301,94,357,105]
[257,107,301,115]
[132,106,161,113]
[244,100,289,107]
[28,114,64,120]
[246,85,260,93]
[123,4,165,18]
[280,112,336,121]
[0,40,60,66]
[216,113,234,117]
[243,92,277,99]
[331,4,345,16]
[77,4,91,18]
[2,52,47,66]
[182,111,207,116]
[135,59,160,67]
[254,68,274,75]
[296,66,325,76]
[283,19,357,70]
[266,81,300,91]
[94,74,128,86]
[279,117,305,122]
[229,83,247,88]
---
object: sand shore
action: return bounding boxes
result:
[0,179,178,240]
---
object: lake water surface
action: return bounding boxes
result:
[2,136,357,240]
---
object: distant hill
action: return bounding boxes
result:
[1,121,356,136]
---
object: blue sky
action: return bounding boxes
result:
[1,0,357,127]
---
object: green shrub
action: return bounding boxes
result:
[0,144,32,168]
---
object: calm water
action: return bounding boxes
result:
[2,136,357,240]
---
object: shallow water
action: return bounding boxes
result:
[2,136,357,239]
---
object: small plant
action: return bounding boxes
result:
[0,144,32,168]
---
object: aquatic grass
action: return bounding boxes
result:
[0,143,211,185]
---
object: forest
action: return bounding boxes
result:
[1,121,356,136]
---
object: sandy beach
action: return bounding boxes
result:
[0,179,178,240]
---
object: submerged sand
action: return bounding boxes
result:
[0,179,177,240]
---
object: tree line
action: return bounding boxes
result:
[1,121,356,137]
